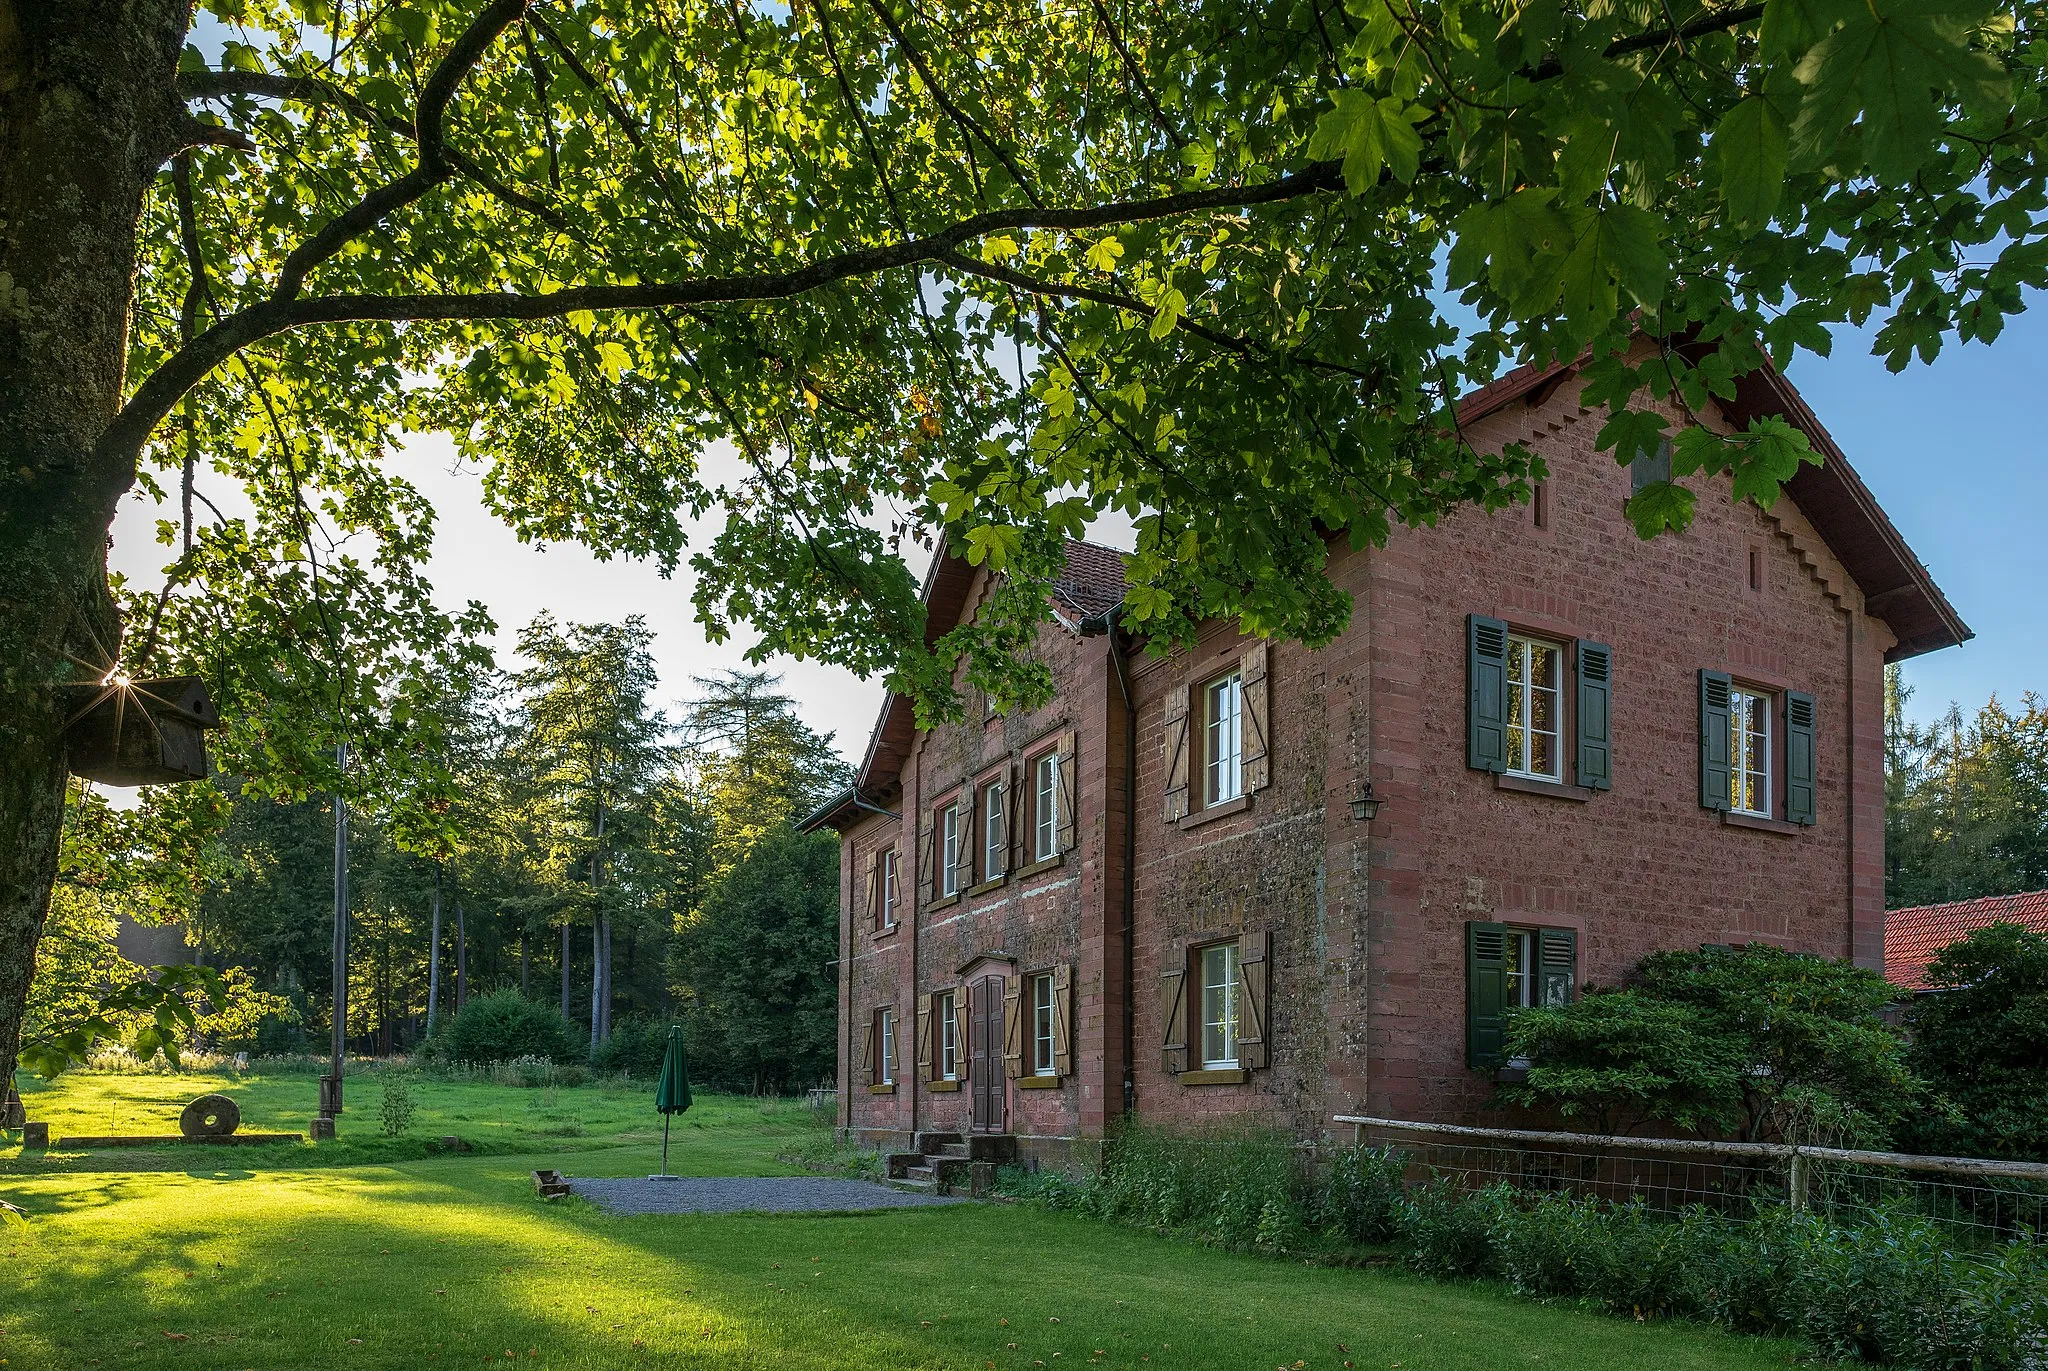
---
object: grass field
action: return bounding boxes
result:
[1,1071,1817,1371]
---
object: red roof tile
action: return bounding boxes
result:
[1052,539,1128,620]
[1884,891,2048,991]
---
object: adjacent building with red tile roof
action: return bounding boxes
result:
[1885,892,2048,992]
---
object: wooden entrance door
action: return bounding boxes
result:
[969,974,1006,1133]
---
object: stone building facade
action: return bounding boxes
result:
[804,356,1968,1159]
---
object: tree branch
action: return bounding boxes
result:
[100,161,1346,467]
[179,67,564,226]
[1524,2,1767,82]
[272,0,529,299]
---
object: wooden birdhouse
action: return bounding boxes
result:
[60,675,222,786]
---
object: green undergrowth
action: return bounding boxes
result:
[997,1122,2048,1370]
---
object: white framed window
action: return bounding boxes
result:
[936,990,958,1080]
[878,1007,896,1085]
[939,802,962,896]
[1205,672,1244,806]
[1033,751,1060,861]
[1504,927,1575,1009]
[982,780,1006,880]
[1199,941,1240,1069]
[1504,634,1563,781]
[878,847,900,927]
[1030,972,1056,1076]
[1730,686,1772,816]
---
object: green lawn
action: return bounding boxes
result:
[1,1072,1815,1371]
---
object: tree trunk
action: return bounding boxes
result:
[560,922,571,1020]
[0,0,191,1088]
[454,902,467,1011]
[426,866,442,1036]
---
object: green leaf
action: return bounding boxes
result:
[1594,408,1669,465]
[1623,481,1697,538]
[1083,236,1125,273]
[1308,92,1425,193]
[1148,286,1187,341]
[1716,97,1789,226]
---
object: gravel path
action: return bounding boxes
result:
[564,1176,969,1215]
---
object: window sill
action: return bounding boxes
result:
[926,893,960,913]
[965,875,1006,898]
[867,1084,896,1095]
[874,922,901,940]
[1721,810,1805,835]
[926,1079,961,1093]
[1495,773,1593,803]
[1012,853,1063,880]
[1016,1074,1062,1090]
[1178,794,1252,830]
[1177,1067,1248,1086]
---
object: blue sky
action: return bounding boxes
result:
[1781,309,2048,725]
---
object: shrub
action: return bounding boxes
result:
[591,1016,671,1078]
[1501,942,1925,1145]
[1316,1143,1409,1244]
[1400,1180,1505,1280]
[429,990,574,1066]
[379,1075,417,1137]
[1091,1121,1309,1252]
[1903,922,2048,1162]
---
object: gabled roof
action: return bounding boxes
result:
[798,539,1127,832]
[807,357,1967,833]
[1885,891,2048,991]
[1458,355,1970,663]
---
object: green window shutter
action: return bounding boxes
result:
[1699,670,1732,811]
[1537,927,1577,1007]
[1466,920,1509,1070]
[1467,615,1509,773]
[1574,641,1613,791]
[1785,691,1817,825]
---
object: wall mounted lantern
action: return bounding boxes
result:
[1348,781,1382,822]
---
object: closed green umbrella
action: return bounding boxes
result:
[652,1024,692,1179]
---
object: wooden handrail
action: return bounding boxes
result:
[1332,1115,2048,1183]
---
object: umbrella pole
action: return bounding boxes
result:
[662,1112,672,1177]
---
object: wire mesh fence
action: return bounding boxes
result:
[1334,1116,2048,1244]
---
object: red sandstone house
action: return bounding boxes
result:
[803,351,1969,1166]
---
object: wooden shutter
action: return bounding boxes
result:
[861,849,879,929]
[1002,976,1024,1079]
[1056,729,1079,854]
[953,988,971,1081]
[1575,641,1613,791]
[1467,615,1509,773]
[1537,927,1577,1006]
[1052,963,1073,1076]
[1240,641,1271,792]
[1236,928,1270,1070]
[1006,760,1024,871]
[916,815,935,906]
[952,803,972,890]
[1160,957,1188,1074]
[860,1012,877,1084]
[1699,670,1733,811]
[916,993,935,1082]
[1163,682,1191,821]
[1785,691,1817,825]
[1466,921,1509,1069]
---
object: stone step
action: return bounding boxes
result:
[890,1176,939,1194]
[936,1143,972,1159]
[906,1164,937,1183]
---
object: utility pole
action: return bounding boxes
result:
[315,741,349,1140]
